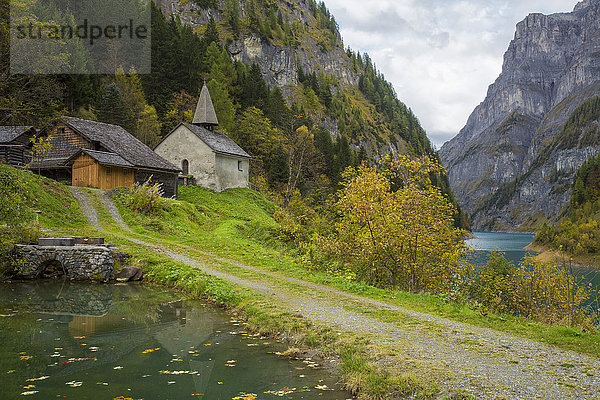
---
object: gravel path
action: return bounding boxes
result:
[72,188,600,399]
[69,187,100,230]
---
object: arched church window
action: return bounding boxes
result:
[182,159,189,175]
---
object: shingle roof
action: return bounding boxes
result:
[0,126,33,143]
[67,149,134,168]
[180,123,251,159]
[192,83,219,126]
[62,117,179,172]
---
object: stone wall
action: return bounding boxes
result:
[17,245,116,281]
[215,154,249,192]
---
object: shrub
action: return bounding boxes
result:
[0,169,39,278]
[469,252,597,329]
[119,178,166,214]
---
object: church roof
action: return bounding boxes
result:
[179,123,251,159]
[192,83,219,126]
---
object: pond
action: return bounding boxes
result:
[0,281,351,400]
[467,232,600,311]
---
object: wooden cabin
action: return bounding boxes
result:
[37,117,180,197]
[0,126,35,168]
[68,149,135,190]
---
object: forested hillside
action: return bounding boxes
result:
[535,152,600,260]
[0,0,465,225]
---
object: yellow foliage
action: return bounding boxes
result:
[326,156,467,292]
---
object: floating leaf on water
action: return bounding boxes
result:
[20,356,33,360]
[72,336,85,339]
[113,366,123,370]
[167,381,175,385]
[232,393,257,400]
[20,391,38,396]
[264,387,296,396]
[65,381,82,387]
[25,376,49,382]
[96,382,109,385]
[142,375,151,378]
[190,393,203,396]
[141,348,160,354]
[23,385,35,389]
[247,343,258,347]
[315,385,333,391]
[159,370,198,375]
[62,357,95,364]
[170,358,183,362]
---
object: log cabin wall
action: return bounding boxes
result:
[72,154,134,190]
[0,145,28,167]
[134,169,178,198]
[49,123,91,158]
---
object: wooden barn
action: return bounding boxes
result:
[0,126,35,168]
[67,149,135,190]
[36,117,180,197]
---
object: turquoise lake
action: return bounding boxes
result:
[0,281,351,400]
[467,231,600,311]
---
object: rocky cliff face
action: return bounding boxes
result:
[439,0,600,231]
[153,0,413,157]
[155,0,357,88]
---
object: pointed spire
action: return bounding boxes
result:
[193,81,219,129]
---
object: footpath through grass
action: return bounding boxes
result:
[8,168,599,398]
[108,186,600,360]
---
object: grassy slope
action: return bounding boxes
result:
[4,166,599,397]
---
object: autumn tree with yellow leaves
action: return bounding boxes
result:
[318,155,468,292]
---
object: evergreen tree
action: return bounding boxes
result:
[265,87,290,131]
[97,83,131,129]
[241,64,269,110]
[203,17,221,48]
[207,79,237,134]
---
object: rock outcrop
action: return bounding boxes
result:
[154,0,358,89]
[439,0,600,230]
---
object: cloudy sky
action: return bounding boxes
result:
[322,0,580,148]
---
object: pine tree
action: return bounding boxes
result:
[97,83,131,129]
[202,17,220,48]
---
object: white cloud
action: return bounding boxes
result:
[323,0,581,148]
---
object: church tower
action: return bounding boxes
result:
[192,82,219,131]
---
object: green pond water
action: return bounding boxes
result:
[0,281,351,400]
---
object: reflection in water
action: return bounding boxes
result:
[0,281,350,400]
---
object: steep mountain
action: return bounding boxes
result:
[439,0,600,231]
[154,0,433,158]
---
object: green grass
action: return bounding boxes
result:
[106,185,600,359]
[0,164,88,229]
[5,167,600,398]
